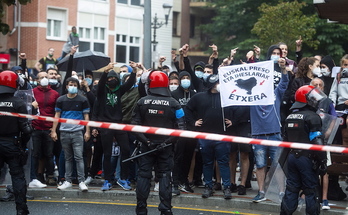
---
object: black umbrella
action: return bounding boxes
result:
[57,50,110,73]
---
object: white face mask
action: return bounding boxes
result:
[312,67,322,77]
[40,78,49,86]
[321,68,330,77]
[169,85,179,92]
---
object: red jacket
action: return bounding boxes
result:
[32,86,60,130]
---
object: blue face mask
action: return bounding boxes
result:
[85,78,92,86]
[195,71,204,79]
[181,79,191,89]
[270,55,280,63]
[203,73,210,81]
[30,81,37,86]
[119,72,127,81]
[67,86,78,94]
[48,79,58,85]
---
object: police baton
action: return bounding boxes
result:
[122,143,172,163]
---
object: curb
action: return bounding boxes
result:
[1,186,346,214]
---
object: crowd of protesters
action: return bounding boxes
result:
[1,38,348,215]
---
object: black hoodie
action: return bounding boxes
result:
[266,45,283,88]
[92,70,136,123]
[183,58,210,92]
[171,71,196,107]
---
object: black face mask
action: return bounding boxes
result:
[107,79,119,88]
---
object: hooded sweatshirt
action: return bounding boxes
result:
[265,45,283,88]
[32,86,60,130]
[93,70,136,123]
[183,58,209,92]
[320,55,335,95]
[171,71,196,107]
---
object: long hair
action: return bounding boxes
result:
[340,54,348,67]
[295,57,318,78]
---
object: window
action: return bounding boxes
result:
[131,0,140,6]
[190,15,195,38]
[172,12,179,36]
[79,27,106,52]
[115,34,140,63]
[117,0,140,6]
[116,45,127,63]
[129,46,139,62]
[47,8,66,40]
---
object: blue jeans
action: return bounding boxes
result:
[60,131,85,183]
[198,139,231,189]
[252,133,281,169]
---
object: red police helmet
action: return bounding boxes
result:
[291,85,321,110]
[0,70,18,94]
[148,70,171,96]
[149,71,169,88]
[295,85,315,103]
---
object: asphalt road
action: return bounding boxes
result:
[0,199,269,215]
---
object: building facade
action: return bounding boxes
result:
[0,0,213,72]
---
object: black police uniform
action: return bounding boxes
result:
[132,94,185,215]
[280,107,325,215]
[0,94,32,215]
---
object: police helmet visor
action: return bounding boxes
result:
[306,87,327,108]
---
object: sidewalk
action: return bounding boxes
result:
[1,178,347,214]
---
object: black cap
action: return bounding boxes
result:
[107,70,119,78]
[320,55,335,71]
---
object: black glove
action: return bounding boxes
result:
[315,151,327,162]
[147,141,158,150]
[318,162,327,176]
[156,143,167,152]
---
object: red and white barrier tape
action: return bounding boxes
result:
[1,111,348,154]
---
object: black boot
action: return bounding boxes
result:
[16,209,29,215]
[0,185,14,201]
[160,210,173,215]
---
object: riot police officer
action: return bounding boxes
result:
[280,85,327,215]
[131,71,185,215]
[0,70,32,215]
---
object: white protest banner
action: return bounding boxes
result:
[218,60,274,107]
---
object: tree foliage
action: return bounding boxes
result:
[252,1,317,51]
[200,0,279,61]
[0,0,31,35]
[200,0,348,62]
[313,18,348,62]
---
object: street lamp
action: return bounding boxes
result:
[151,3,172,53]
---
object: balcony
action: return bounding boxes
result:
[314,0,348,24]
[190,0,212,7]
